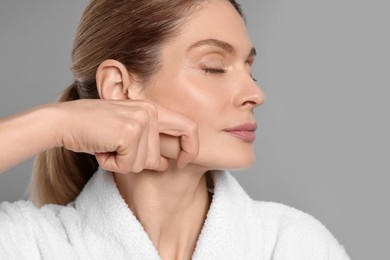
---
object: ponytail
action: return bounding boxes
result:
[29,82,98,207]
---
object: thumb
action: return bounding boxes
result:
[155,156,170,171]
[95,152,121,173]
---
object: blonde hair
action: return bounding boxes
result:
[29,0,243,207]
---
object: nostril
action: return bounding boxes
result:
[241,92,265,108]
[240,99,259,110]
[242,100,258,106]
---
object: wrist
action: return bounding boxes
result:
[36,103,66,149]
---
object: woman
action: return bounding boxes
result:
[0,0,350,259]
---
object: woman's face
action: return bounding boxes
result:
[142,0,265,170]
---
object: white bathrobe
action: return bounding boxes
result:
[0,169,350,259]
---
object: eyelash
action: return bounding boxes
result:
[203,68,226,75]
[203,68,258,82]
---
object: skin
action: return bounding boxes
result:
[98,0,265,259]
[0,0,265,259]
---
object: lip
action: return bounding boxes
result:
[223,122,257,142]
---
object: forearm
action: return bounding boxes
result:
[0,105,60,173]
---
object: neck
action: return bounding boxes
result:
[113,161,214,260]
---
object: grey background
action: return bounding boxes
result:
[1,0,389,258]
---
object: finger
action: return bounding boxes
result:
[145,130,171,172]
[157,106,199,167]
[176,132,198,168]
[131,117,149,173]
[95,152,118,172]
[144,104,164,170]
[155,156,170,171]
[114,121,143,173]
[159,123,199,168]
[97,122,142,174]
[159,132,181,159]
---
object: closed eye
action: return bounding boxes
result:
[204,68,226,74]
[204,68,257,82]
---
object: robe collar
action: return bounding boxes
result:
[75,168,260,259]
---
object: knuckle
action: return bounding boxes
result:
[115,167,124,174]
[133,109,150,125]
[149,159,160,169]
[142,100,157,110]
[119,121,142,145]
[127,120,143,136]
[117,168,128,174]
[132,165,143,173]
[142,101,158,119]
[194,147,200,157]
[188,120,198,134]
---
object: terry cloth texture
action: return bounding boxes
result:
[0,168,350,259]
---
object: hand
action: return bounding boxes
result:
[55,99,199,174]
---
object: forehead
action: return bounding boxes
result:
[169,0,253,56]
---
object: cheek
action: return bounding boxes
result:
[145,72,255,169]
[146,73,224,129]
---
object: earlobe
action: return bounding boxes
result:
[96,59,133,100]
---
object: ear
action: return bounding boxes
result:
[96,59,143,100]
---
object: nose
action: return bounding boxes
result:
[234,75,265,109]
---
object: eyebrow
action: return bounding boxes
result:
[187,38,257,59]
